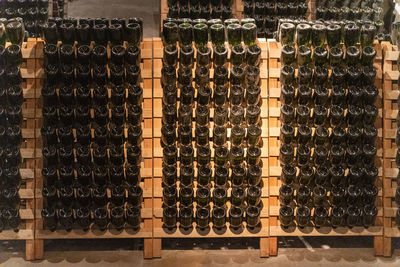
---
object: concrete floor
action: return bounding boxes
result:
[0,237,400,266]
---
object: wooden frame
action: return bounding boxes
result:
[0,37,393,261]
[0,39,40,261]
[266,39,385,256]
[33,38,155,259]
[151,37,269,257]
[382,41,399,257]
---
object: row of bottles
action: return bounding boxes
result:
[51,0,66,18]
[43,17,143,46]
[279,20,378,48]
[0,0,49,38]
[167,0,233,7]
[161,19,264,231]
[242,0,307,38]
[0,34,24,231]
[41,17,145,232]
[163,18,258,47]
[167,0,233,20]
[316,0,383,23]
[278,21,379,229]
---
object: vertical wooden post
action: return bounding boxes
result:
[23,38,37,261]
[142,38,155,259]
[267,40,281,257]
[34,38,45,260]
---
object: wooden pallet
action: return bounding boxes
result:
[267,40,385,256]
[152,37,270,257]
[33,38,155,259]
[160,0,242,32]
[382,42,399,257]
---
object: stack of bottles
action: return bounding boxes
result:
[0,21,25,232]
[278,21,379,229]
[1,0,49,38]
[278,20,384,45]
[242,0,308,38]
[316,0,383,25]
[51,0,65,18]
[167,0,233,20]
[161,19,263,231]
[40,17,144,232]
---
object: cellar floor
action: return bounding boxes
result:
[0,237,400,266]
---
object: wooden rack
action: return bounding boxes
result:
[382,41,399,257]
[3,37,396,261]
[151,37,270,257]
[266,40,385,256]
[0,39,40,261]
[33,38,155,259]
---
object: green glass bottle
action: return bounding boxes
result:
[227,23,242,46]
[194,23,208,47]
[279,22,295,45]
[178,23,193,46]
[296,23,311,46]
[311,23,326,47]
[326,24,341,47]
[361,24,376,47]
[242,23,257,46]
[344,23,360,47]
[210,23,225,46]
[6,21,24,46]
[163,22,178,45]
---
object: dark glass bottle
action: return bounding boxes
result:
[94,207,109,231]
[212,206,226,229]
[196,187,211,207]
[41,207,57,231]
[314,206,328,228]
[247,186,261,206]
[346,206,361,228]
[362,204,378,228]
[180,165,194,187]
[281,165,296,185]
[213,45,227,66]
[279,206,294,228]
[279,184,294,206]
[92,185,108,207]
[76,207,91,232]
[281,45,295,66]
[231,165,246,187]
[110,186,126,207]
[195,126,209,146]
[331,206,346,228]
[279,144,294,165]
[296,206,311,228]
[58,207,74,232]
